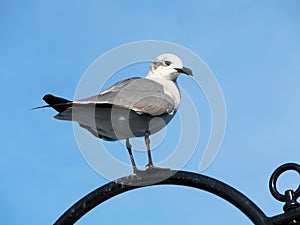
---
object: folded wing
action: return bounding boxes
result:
[72,77,175,116]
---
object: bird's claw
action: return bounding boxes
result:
[145,163,155,169]
[145,164,170,172]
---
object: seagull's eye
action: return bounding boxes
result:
[164,61,171,66]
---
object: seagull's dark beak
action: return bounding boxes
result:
[176,66,193,76]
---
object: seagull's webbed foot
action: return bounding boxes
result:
[145,164,170,172]
[145,162,155,170]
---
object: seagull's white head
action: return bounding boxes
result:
[147,54,193,81]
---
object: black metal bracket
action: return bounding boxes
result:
[53,163,300,225]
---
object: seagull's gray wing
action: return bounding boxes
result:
[74,77,176,116]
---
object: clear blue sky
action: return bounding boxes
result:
[1,1,300,224]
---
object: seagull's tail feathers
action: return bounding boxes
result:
[42,94,73,113]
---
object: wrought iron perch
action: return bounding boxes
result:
[54,163,300,225]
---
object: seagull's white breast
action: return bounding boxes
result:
[146,76,181,111]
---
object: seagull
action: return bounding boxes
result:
[37,54,193,173]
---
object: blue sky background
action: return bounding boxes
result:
[1,1,300,224]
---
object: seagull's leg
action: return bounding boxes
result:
[145,130,154,168]
[126,138,139,174]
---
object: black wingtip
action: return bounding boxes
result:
[43,94,71,105]
[43,94,54,101]
[42,93,72,113]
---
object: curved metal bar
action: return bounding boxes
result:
[54,170,267,225]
